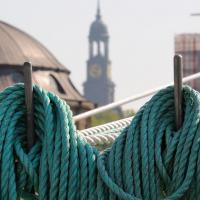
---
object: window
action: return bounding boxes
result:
[49,75,65,94]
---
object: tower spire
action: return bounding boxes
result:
[96,0,101,20]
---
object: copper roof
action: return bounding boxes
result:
[89,3,108,41]
[0,21,69,72]
[90,19,108,41]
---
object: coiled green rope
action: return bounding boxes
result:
[1,83,200,200]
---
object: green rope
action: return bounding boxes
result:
[0,83,200,199]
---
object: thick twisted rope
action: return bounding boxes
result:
[1,83,200,199]
[79,117,132,148]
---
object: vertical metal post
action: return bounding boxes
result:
[174,55,183,130]
[23,62,34,150]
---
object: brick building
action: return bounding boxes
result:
[175,34,200,90]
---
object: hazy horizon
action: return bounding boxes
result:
[1,0,200,111]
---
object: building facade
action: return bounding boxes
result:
[175,34,200,90]
[0,21,94,129]
[83,3,115,106]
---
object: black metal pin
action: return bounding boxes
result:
[22,62,34,150]
[174,54,183,131]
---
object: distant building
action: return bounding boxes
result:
[83,2,115,106]
[175,34,200,90]
[0,21,94,129]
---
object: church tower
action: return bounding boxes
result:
[83,1,115,106]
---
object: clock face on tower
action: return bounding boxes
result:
[89,64,102,78]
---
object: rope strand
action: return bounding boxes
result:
[0,83,200,199]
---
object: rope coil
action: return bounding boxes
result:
[0,84,200,199]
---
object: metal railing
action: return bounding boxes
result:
[74,72,200,121]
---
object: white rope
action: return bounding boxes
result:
[74,72,200,121]
[82,132,119,146]
[79,117,132,136]
[79,117,132,146]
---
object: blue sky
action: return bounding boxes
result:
[1,0,200,110]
